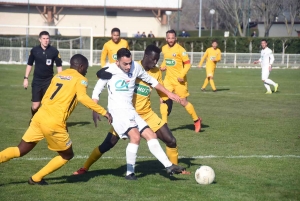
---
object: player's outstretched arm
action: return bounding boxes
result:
[198,51,208,68]
[76,78,110,123]
[155,83,181,103]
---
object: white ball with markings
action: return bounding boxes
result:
[195,165,215,185]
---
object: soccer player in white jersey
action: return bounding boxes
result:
[92,48,185,180]
[254,39,279,94]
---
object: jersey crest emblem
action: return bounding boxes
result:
[172,53,176,57]
[112,54,117,60]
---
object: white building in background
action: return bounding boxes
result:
[0,0,182,37]
[257,22,300,37]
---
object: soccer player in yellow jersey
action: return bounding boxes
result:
[198,40,221,92]
[100,27,129,67]
[160,29,201,133]
[0,54,112,185]
[73,45,190,178]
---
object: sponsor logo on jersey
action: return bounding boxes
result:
[182,52,187,56]
[115,80,130,91]
[134,83,151,96]
[57,75,72,80]
[81,80,88,86]
[112,54,117,60]
[165,59,176,66]
[210,56,216,61]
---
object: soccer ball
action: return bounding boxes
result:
[195,165,215,185]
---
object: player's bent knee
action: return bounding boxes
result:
[18,140,37,157]
[58,147,74,160]
[99,132,119,153]
[167,137,177,148]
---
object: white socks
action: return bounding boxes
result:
[147,139,172,168]
[265,79,276,86]
[264,83,271,91]
[126,143,139,176]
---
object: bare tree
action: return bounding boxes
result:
[281,0,300,36]
[215,0,250,37]
[252,0,283,37]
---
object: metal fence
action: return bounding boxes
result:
[0,47,299,68]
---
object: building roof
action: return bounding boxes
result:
[0,0,182,10]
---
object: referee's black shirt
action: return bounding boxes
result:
[27,45,62,85]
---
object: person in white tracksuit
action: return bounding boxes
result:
[91,48,186,180]
[254,39,279,94]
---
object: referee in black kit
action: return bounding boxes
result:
[23,31,62,119]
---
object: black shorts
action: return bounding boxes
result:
[31,80,51,102]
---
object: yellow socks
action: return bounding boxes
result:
[32,155,68,182]
[166,146,178,165]
[160,103,169,123]
[185,102,198,121]
[0,147,20,163]
[210,79,216,91]
[83,147,102,170]
[202,78,209,89]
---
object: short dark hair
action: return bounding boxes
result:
[117,48,131,60]
[166,29,176,37]
[145,44,161,56]
[70,54,88,69]
[212,39,218,44]
[261,39,267,43]
[111,28,120,34]
[39,31,50,38]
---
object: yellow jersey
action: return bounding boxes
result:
[33,68,107,128]
[100,39,129,67]
[133,61,168,115]
[161,43,191,83]
[198,47,221,68]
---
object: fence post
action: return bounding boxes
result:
[224,39,226,64]
[9,38,12,63]
[69,40,72,60]
[234,53,237,68]
[287,54,289,68]
[20,40,23,63]
[132,40,136,60]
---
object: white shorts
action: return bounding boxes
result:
[110,108,148,139]
[261,67,270,80]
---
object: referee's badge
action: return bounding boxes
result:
[46,59,52,65]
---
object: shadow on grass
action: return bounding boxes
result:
[216,88,230,92]
[0,159,198,186]
[202,88,230,92]
[170,123,209,132]
[67,121,91,127]
[58,160,190,184]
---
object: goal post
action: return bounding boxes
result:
[0,25,94,66]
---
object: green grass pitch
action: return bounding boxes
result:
[0,65,299,201]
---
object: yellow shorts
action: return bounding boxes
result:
[140,110,165,133]
[109,110,165,136]
[22,121,72,151]
[206,67,215,77]
[163,78,189,98]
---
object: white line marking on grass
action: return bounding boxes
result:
[15,155,300,161]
